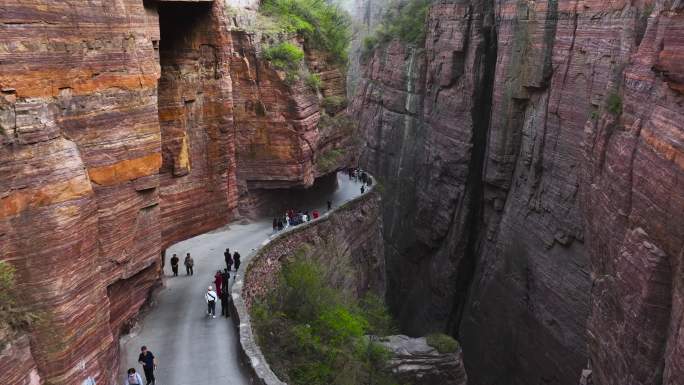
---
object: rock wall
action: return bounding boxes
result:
[0,335,42,385]
[0,1,352,384]
[351,0,683,384]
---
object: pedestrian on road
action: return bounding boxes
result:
[184,253,194,276]
[312,210,320,219]
[224,248,232,271]
[361,185,365,194]
[327,200,332,211]
[137,346,157,385]
[125,368,143,385]
[220,269,230,317]
[273,217,278,232]
[233,251,241,272]
[170,254,179,277]
[214,270,223,299]
[206,286,217,318]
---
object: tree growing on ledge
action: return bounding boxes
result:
[261,0,352,64]
[252,256,398,385]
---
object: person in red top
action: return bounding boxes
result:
[213,271,223,300]
[312,210,319,219]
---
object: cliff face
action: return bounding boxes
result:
[352,0,683,384]
[0,1,352,384]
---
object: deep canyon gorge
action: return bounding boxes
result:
[1,0,682,385]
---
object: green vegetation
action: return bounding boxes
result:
[606,92,622,116]
[252,257,398,385]
[263,42,305,70]
[590,110,599,121]
[321,95,347,115]
[260,0,352,64]
[426,333,459,354]
[361,0,431,59]
[306,73,322,92]
[1,261,39,337]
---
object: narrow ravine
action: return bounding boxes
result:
[118,173,366,385]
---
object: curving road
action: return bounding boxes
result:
[119,172,365,385]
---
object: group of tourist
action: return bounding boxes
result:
[124,346,156,385]
[168,252,194,277]
[205,248,241,318]
[272,205,327,232]
[348,167,372,194]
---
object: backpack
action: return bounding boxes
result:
[128,373,140,385]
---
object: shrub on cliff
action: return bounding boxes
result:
[426,333,459,353]
[0,261,39,338]
[263,42,305,70]
[361,0,431,59]
[261,0,352,64]
[252,257,398,385]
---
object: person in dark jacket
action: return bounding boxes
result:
[220,269,230,317]
[170,254,179,277]
[137,346,157,385]
[224,248,232,271]
[233,251,241,272]
[184,253,194,276]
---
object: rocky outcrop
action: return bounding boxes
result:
[352,0,683,385]
[379,335,467,385]
[0,1,352,384]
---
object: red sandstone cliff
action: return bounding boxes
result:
[351,0,683,384]
[0,1,352,384]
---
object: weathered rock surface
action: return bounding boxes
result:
[351,0,683,384]
[0,1,352,384]
[379,335,467,385]
[0,335,42,385]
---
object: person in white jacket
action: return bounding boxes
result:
[206,286,217,318]
[124,368,143,385]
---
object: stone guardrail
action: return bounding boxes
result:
[229,174,376,385]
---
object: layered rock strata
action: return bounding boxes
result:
[0,1,352,384]
[0,335,42,385]
[379,335,468,385]
[352,0,683,384]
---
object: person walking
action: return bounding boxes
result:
[224,248,232,271]
[361,185,365,194]
[137,346,157,385]
[170,254,179,277]
[125,368,143,385]
[312,210,319,219]
[273,217,278,233]
[327,200,332,211]
[206,286,217,318]
[220,269,230,317]
[233,251,241,272]
[184,253,194,276]
[213,270,223,300]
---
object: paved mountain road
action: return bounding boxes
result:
[119,172,364,385]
